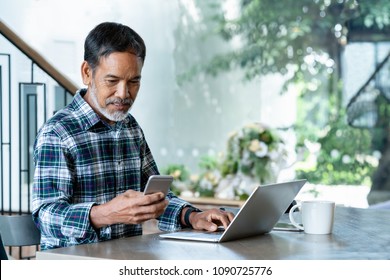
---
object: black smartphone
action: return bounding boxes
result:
[143,175,173,196]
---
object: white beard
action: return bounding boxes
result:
[89,81,133,122]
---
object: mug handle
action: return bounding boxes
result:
[289,204,304,230]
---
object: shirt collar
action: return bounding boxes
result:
[71,88,130,131]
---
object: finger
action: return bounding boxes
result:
[140,192,166,206]
[139,198,168,214]
[123,189,140,198]
[224,211,235,223]
[208,212,232,229]
[194,209,236,231]
[195,217,218,232]
[130,199,168,223]
[192,211,223,231]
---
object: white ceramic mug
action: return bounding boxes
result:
[289,200,335,234]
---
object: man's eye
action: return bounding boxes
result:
[129,80,140,85]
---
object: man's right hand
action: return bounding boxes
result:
[90,189,168,229]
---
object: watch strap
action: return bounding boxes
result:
[184,207,202,228]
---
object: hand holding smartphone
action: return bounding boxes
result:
[143,175,173,196]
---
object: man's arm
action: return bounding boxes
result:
[32,130,98,244]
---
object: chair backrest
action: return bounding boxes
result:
[0,233,8,260]
[0,214,41,247]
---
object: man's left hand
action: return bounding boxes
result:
[185,208,235,231]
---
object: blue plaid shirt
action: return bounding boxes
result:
[32,89,190,250]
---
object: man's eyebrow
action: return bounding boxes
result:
[104,74,120,79]
[104,74,142,80]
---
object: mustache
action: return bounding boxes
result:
[106,97,133,106]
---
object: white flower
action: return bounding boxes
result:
[268,149,279,160]
[248,139,268,157]
[342,155,351,164]
[255,142,268,158]
[364,155,379,167]
[304,139,321,153]
[330,149,340,159]
[372,150,381,160]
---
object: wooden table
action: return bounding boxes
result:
[36,207,390,260]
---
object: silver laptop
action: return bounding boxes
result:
[159,179,306,242]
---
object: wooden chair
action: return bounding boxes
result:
[0,214,41,259]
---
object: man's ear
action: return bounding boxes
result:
[81,61,92,85]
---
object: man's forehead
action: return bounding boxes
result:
[95,51,143,68]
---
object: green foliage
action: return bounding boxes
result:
[354,0,390,30]
[207,0,352,87]
[372,94,390,152]
[207,0,389,186]
[296,111,377,185]
[192,155,222,197]
[206,0,390,86]
[161,164,191,195]
[173,0,390,190]
[162,156,223,197]
[198,155,219,171]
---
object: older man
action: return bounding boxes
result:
[32,22,233,250]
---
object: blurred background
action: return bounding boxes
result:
[1,0,389,213]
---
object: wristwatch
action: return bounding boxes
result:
[184,207,202,228]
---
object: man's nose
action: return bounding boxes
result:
[116,83,129,99]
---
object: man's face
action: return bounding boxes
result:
[82,52,143,124]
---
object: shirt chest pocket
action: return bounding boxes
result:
[119,156,142,192]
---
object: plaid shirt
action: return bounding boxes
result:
[32,89,190,250]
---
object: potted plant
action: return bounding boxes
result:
[219,123,289,199]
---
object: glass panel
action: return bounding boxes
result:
[19,83,45,212]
